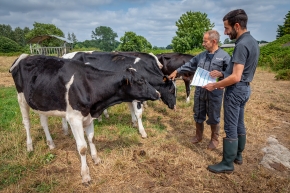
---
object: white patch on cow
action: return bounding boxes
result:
[65,75,75,105]
[149,52,163,69]
[62,51,94,59]
[9,54,29,72]
[134,57,141,64]
[128,68,137,72]
[260,136,290,170]
[62,52,78,59]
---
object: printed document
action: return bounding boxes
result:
[190,67,217,86]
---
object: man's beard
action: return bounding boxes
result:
[229,28,237,40]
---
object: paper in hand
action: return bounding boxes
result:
[190,67,217,86]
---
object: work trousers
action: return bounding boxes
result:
[223,82,251,139]
[193,87,223,125]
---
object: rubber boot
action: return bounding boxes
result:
[207,124,220,150]
[234,134,246,165]
[207,138,238,173]
[192,122,204,144]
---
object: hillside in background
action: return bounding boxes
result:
[259,34,290,80]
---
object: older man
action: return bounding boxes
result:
[169,30,230,150]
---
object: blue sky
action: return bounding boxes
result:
[1,0,289,47]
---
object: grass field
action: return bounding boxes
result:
[0,56,290,192]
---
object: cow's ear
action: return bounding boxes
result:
[163,75,170,82]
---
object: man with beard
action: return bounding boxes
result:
[203,9,260,173]
[168,30,230,150]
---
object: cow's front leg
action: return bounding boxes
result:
[40,114,55,150]
[128,102,138,128]
[129,101,147,138]
[67,115,91,184]
[84,121,101,165]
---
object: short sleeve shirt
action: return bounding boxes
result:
[224,31,260,82]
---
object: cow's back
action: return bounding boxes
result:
[157,53,194,75]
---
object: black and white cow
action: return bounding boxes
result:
[157,53,195,102]
[9,54,160,184]
[63,51,177,138]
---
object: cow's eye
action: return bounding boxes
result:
[137,79,145,85]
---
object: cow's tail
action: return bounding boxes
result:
[9,53,29,73]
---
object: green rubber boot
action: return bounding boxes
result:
[234,134,246,165]
[207,138,238,173]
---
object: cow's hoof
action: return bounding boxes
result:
[82,176,91,185]
[63,130,69,136]
[47,141,56,150]
[132,122,138,128]
[27,144,33,152]
[141,134,147,138]
[92,155,101,165]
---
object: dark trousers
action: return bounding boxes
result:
[193,87,223,125]
[223,83,251,139]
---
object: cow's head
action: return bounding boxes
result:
[157,75,177,110]
[119,68,160,102]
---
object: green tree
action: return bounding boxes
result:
[119,31,151,52]
[223,38,236,44]
[0,24,14,40]
[25,22,65,46]
[91,26,118,51]
[13,27,30,46]
[166,44,173,49]
[137,35,152,51]
[277,11,290,39]
[67,32,72,41]
[172,11,214,53]
[223,38,230,44]
[71,32,78,43]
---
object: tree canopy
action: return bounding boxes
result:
[172,11,214,53]
[91,26,118,51]
[0,24,30,46]
[118,31,152,52]
[277,11,290,39]
[25,22,65,46]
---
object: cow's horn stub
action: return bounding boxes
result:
[163,75,169,82]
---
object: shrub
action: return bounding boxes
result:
[259,34,290,80]
[0,36,23,53]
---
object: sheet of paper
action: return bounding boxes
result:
[190,67,217,86]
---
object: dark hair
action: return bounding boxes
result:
[223,9,248,29]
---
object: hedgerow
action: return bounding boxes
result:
[259,34,290,80]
